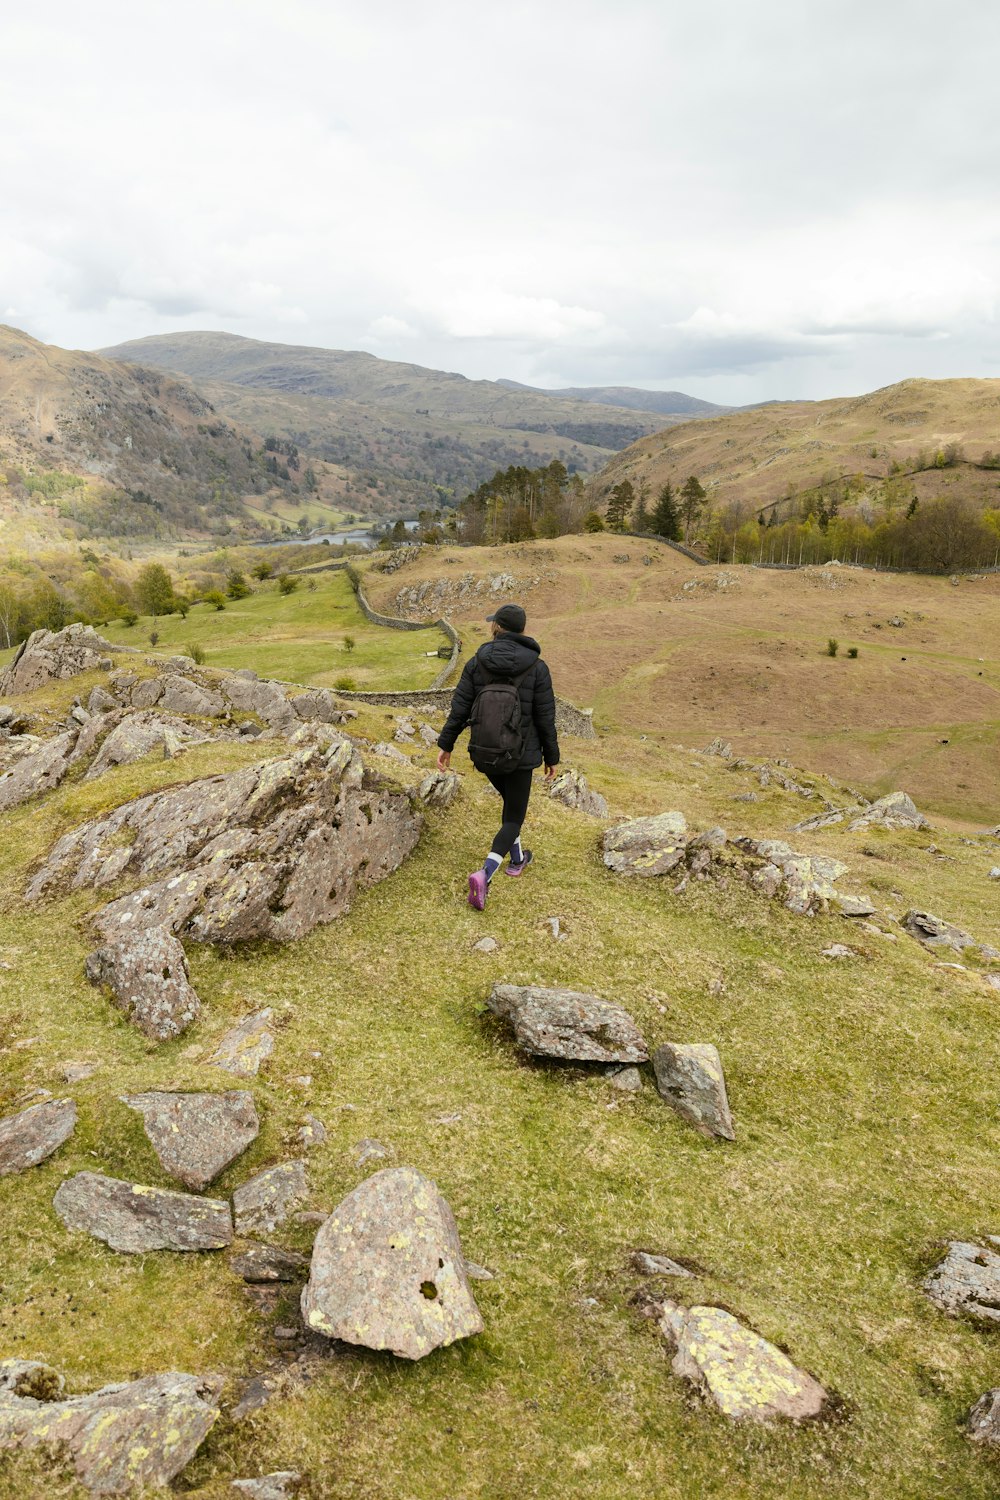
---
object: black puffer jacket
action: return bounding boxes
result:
[438,633,559,771]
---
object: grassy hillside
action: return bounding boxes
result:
[590,377,1000,522]
[0,326,301,541]
[498,379,734,417]
[1,616,999,1497]
[362,535,1000,824]
[99,333,676,512]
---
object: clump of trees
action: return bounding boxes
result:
[457,462,588,543]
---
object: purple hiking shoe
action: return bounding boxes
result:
[505,849,534,877]
[467,869,488,910]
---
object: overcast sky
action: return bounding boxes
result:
[2,0,998,404]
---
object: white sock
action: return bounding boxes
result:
[484,853,503,882]
[510,837,524,864]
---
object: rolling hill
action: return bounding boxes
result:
[497,379,733,417]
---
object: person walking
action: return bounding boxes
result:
[436,602,559,909]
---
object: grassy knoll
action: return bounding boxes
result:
[94,569,451,691]
[1,647,999,1495]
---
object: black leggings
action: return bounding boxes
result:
[485,767,534,859]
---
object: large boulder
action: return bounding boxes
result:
[84,928,200,1041]
[0,1360,221,1495]
[903,910,978,951]
[54,1172,233,1252]
[924,1241,1000,1322]
[122,1091,259,1190]
[0,1098,77,1176]
[848,791,928,831]
[157,676,225,717]
[602,812,688,876]
[221,675,295,725]
[0,624,118,697]
[233,1161,308,1236]
[0,729,78,812]
[27,743,422,948]
[653,1043,735,1139]
[549,769,608,819]
[487,982,648,1064]
[655,1301,827,1422]
[301,1166,483,1360]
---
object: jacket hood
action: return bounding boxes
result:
[476,633,541,678]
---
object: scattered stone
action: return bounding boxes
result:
[548,769,608,818]
[822,944,857,959]
[54,1172,232,1252]
[122,1091,259,1190]
[233,1161,308,1236]
[297,1114,327,1150]
[631,1251,693,1278]
[703,737,732,758]
[924,1241,1000,1323]
[301,1166,484,1360]
[734,836,868,916]
[60,1061,98,1084]
[472,935,500,953]
[607,1065,643,1092]
[464,1261,495,1281]
[417,769,460,808]
[487,982,648,1064]
[848,791,928,831]
[209,1010,275,1077]
[0,1098,77,1177]
[789,809,851,832]
[968,1389,1000,1448]
[653,1043,735,1140]
[989,867,1000,881]
[84,928,200,1041]
[229,1245,310,1283]
[656,1301,827,1422]
[355,1138,392,1168]
[0,1361,222,1495]
[373,740,410,763]
[903,910,978,952]
[602,811,688,876]
[232,1474,302,1500]
[540,915,565,939]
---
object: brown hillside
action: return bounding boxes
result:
[363,534,1000,822]
[590,377,1000,518]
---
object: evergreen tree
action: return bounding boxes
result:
[651,482,681,540]
[226,569,251,599]
[606,480,635,532]
[680,475,707,541]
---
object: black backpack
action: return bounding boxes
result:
[468,664,534,774]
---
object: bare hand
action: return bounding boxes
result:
[544,764,556,781]
[437,750,451,772]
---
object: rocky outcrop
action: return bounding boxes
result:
[903,910,978,952]
[84,713,210,779]
[602,812,689,876]
[848,791,928,831]
[0,1360,221,1495]
[122,1091,259,1190]
[28,743,422,948]
[0,624,118,697]
[655,1302,828,1422]
[0,1098,77,1176]
[487,983,648,1064]
[924,1240,1000,1322]
[85,929,200,1041]
[0,729,79,812]
[417,769,460,809]
[301,1166,484,1360]
[233,1162,307,1236]
[548,769,608,818]
[732,837,874,917]
[653,1043,735,1139]
[209,1010,276,1076]
[54,1172,233,1252]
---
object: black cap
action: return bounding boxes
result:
[486,603,526,632]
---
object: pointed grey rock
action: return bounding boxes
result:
[54,1172,232,1252]
[301,1166,483,1359]
[0,1099,77,1176]
[487,983,648,1064]
[122,1091,259,1190]
[653,1042,735,1139]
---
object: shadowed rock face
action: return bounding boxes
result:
[924,1241,1000,1322]
[417,769,460,808]
[903,910,978,951]
[0,624,118,697]
[85,928,200,1041]
[487,983,648,1064]
[0,1099,77,1176]
[54,1172,233,1252]
[27,743,422,948]
[301,1166,483,1360]
[653,1042,735,1140]
[0,1360,222,1495]
[122,1091,259,1190]
[656,1301,827,1422]
[0,729,79,812]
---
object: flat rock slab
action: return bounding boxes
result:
[122,1091,259,1190]
[301,1166,483,1360]
[969,1389,1000,1447]
[487,982,648,1064]
[54,1172,233,1252]
[209,1010,275,1077]
[229,1244,309,1283]
[632,1251,693,1278]
[924,1241,1000,1323]
[653,1043,735,1139]
[85,928,200,1041]
[657,1302,827,1422]
[0,1098,76,1176]
[233,1161,308,1236]
[602,812,688,876]
[0,1360,221,1495]
[903,909,978,951]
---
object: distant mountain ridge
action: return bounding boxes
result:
[496,379,733,417]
